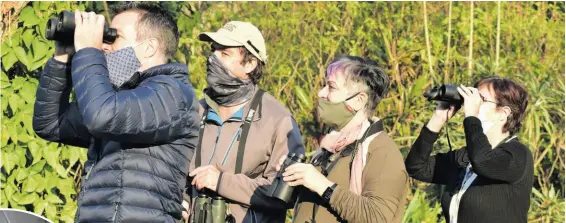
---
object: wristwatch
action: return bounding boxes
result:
[322,183,337,203]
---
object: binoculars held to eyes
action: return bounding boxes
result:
[45,11,117,44]
[268,153,306,203]
[423,84,464,105]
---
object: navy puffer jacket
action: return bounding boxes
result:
[33,48,199,223]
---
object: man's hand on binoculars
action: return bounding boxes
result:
[74,10,105,51]
[189,165,221,192]
[457,85,482,118]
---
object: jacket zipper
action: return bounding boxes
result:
[112,202,119,222]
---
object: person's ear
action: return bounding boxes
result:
[353,92,368,112]
[244,58,258,74]
[499,106,512,121]
[142,38,159,58]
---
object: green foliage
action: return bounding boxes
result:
[1,2,564,223]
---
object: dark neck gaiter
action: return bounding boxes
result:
[205,54,255,106]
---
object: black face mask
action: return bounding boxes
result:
[204,54,255,106]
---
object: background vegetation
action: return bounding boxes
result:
[1,1,564,222]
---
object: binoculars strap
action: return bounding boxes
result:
[194,89,265,174]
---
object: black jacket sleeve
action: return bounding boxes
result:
[405,126,464,185]
[463,116,529,183]
[70,48,189,144]
[33,58,91,148]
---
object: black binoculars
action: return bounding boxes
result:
[45,10,117,44]
[268,153,306,203]
[423,84,464,105]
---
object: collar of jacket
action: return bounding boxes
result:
[136,62,190,84]
[202,87,262,123]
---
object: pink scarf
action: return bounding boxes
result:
[319,120,377,195]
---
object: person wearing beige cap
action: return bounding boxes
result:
[182,21,305,223]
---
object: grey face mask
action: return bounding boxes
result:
[105,47,141,88]
[205,54,255,106]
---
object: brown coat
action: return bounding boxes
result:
[189,90,305,223]
[293,132,408,223]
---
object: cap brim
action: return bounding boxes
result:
[198,32,243,47]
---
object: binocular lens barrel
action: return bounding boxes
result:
[45,10,117,44]
[268,153,306,203]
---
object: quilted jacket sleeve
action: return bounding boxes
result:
[70,48,191,144]
[33,58,91,148]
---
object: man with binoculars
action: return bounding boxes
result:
[33,3,199,223]
[182,21,305,223]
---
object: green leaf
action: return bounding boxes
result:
[44,143,61,170]
[32,174,45,193]
[2,147,18,173]
[1,42,10,56]
[45,172,58,190]
[29,159,46,174]
[22,29,34,48]
[2,49,18,71]
[0,70,10,88]
[4,184,15,202]
[294,86,311,107]
[45,203,57,219]
[32,38,49,61]
[8,92,24,113]
[29,142,43,165]
[11,76,26,90]
[34,200,48,215]
[12,192,38,205]
[410,75,429,99]
[23,174,38,192]
[46,193,63,204]
[10,29,22,48]
[58,178,76,197]
[39,2,52,11]
[54,163,67,178]
[20,81,37,104]
[69,147,80,166]
[29,55,49,71]
[19,7,34,23]
[14,46,30,68]
[16,167,29,181]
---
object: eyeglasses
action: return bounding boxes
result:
[480,94,498,105]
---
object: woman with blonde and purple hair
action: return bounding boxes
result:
[276,56,408,223]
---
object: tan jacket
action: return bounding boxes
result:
[293,131,408,223]
[189,89,304,223]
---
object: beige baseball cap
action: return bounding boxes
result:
[199,21,267,64]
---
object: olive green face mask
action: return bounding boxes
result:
[317,92,360,130]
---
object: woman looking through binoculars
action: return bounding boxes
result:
[405,77,533,223]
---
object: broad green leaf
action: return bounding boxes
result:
[30,174,45,193]
[4,184,15,202]
[46,193,63,204]
[69,147,80,166]
[29,142,44,165]
[1,42,11,56]
[16,167,29,181]
[9,203,26,211]
[0,71,10,88]
[8,93,24,113]
[29,55,49,71]
[10,29,22,48]
[34,200,48,215]
[2,147,18,173]
[11,76,26,90]
[19,7,34,23]
[54,163,67,178]
[2,50,18,71]
[39,2,52,11]
[24,14,41,28]
[45,172,59,190]
[20,81,37,104]
[32,38,49,60]
[45,203,57,219]
[14,146,28,167]
[44,143,61,170]
[12,192,38,205]
[1,191,8,207]
[29,159,46,174]
[14,46,30,68]
[23,174,38,192]
[22,29,34,48]
[58,178,76,197]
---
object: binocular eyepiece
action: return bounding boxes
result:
[193,192,233,223]
[268,153,306,203]
[45,10,117,44]
[423,84,464,105]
